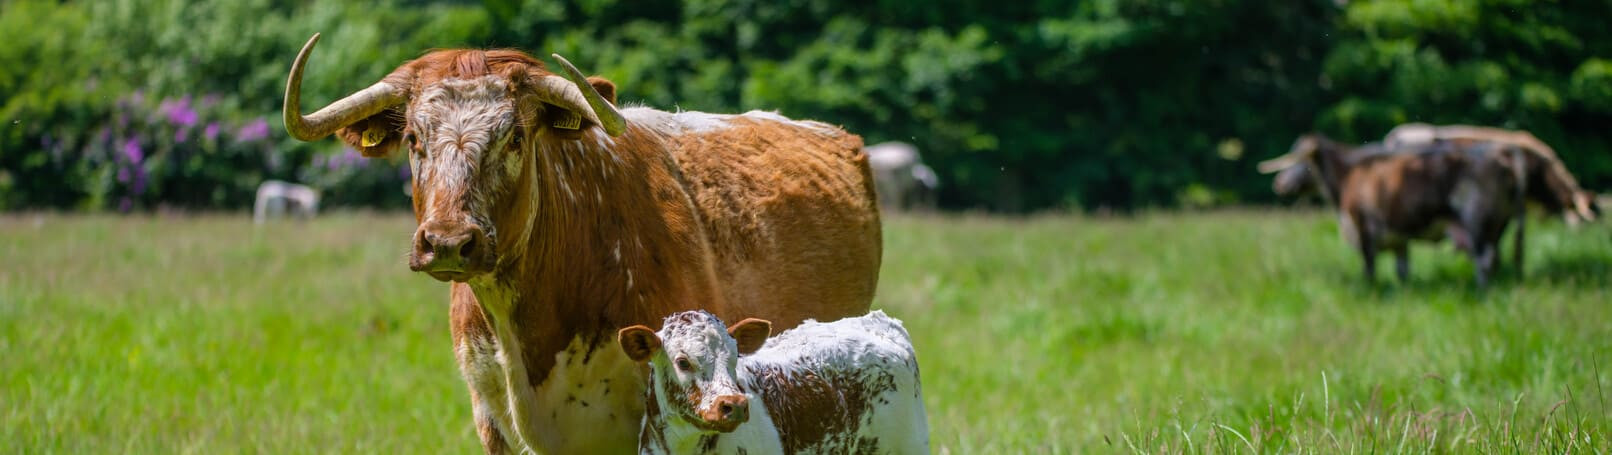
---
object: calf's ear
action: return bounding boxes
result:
[727,318,772,355]
[618,326,662,362]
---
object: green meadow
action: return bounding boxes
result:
[3,212,1609,453]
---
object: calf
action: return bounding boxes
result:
[618,310,929,454]
[1259,134,1526,286]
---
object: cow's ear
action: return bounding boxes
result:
[335,107,406,157]
[618,325,662,362]
[727,318,772,355]
[585,76,616,104]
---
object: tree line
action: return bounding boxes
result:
[2,0,1607,212]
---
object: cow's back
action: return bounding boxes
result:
[630,109,881,329]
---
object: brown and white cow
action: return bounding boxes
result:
[282,34,881,454]
[1385,123,1599,225]
[1260,134,1527,285]
[618,310,929,455]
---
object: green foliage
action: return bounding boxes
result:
[1,0,1608,212]
[3,212,1610,451]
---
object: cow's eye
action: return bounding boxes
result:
[675,356,693,372]
[402,133,419,151]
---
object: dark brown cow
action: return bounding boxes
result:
[1385,123,1599,225]
[1260,134,1526,285]
[282,34,881,454]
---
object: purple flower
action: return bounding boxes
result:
[117,167,130,183]
[174,128,189,144]
[121,138,143,163]
[340,148,364,167]
[159,96,198,128]
[118,197,132,213]
[204,122,220,141]
[236,118,270,143]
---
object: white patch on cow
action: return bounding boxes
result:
[623,107,845,140]
[457,335,521,450]
[466,277,645,454]
[642,310,929,455]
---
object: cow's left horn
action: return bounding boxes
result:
[283,33,409,141]
[550,54,627,137]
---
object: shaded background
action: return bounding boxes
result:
[3,0,1609,213]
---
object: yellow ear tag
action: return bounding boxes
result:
[553,111,581,130]
[361,128,386,147]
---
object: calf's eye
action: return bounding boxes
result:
[675,356,693,372]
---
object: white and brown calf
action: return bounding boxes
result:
[618,310,929,454]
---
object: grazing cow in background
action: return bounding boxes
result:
[619,310,929,455]
[282,33,881,454]
[252,180,320,224]
[865,142,939,211]
[1385,123,1599,225]
[1259,134,1527,285]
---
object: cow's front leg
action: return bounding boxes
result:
[470,389,516,455]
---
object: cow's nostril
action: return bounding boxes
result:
[417,233,435,255]
[459,236,476,259]
[719,403,732,416]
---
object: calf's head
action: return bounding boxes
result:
[282,33,626,282]
[619,311,772,433]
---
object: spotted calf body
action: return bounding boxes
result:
[619,310,929,454]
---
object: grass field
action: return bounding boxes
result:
[3,210,1610,453]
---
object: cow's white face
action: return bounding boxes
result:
[619,311,772,433]
[403,76,527,282]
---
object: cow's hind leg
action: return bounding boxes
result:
[1393,245,1410,283]
[1359,234,1378,285]
[1472,242,1497,288]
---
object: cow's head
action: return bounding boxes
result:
[283,34,627,282]
[618,311,771,433]
[1258,134,1331,201]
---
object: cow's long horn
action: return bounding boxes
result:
[1257,154,1306,174]
[550,54,627,137]
[283,33,408,141]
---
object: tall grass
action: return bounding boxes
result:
[2,210,1608,452]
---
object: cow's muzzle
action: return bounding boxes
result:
[693,394,749,433]
[410,220,492,282]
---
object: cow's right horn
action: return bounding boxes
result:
[283,33,408,141]
[1257,154,1306,174]
[1256,136,1320,174]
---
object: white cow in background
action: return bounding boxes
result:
[253,180,320,224]
[865,142,939,212]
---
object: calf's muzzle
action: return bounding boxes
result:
[697,394,749,432]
